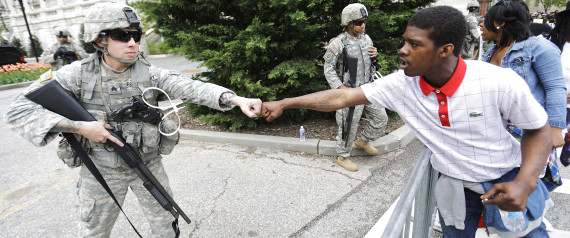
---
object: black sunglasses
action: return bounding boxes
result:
[107,30,142,43]
[352,19,366,26]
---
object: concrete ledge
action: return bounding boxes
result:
[0,81,33,91]
[179,124,416,156]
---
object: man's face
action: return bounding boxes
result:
[349,17,367,35]
[57,35,68,44]
[104,28,140,60]
[398,26,438,77]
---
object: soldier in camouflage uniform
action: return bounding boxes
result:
[4,3,262,237]
[460,1,481,60]
[41,27,89,70]
[323,3,388,172]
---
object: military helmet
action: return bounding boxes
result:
[83,2,142,43]
[341,3,368,26]
[467,1,480,10]
[54,27,71,37]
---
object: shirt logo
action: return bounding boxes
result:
[469,112,483,117]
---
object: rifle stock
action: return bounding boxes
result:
[25,80,191,224]
[341,55,358,147]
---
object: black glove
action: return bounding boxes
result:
[371,56,380,70]
[53,47,66,60]
[64,50,77,57]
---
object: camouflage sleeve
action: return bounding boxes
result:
[74,44,90,59]
[3,63,82,147]
[324,38,344,89]
[41,44,57,64]
[468,17,480,43]
[150,65,236,111]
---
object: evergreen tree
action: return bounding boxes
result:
[10,37,27,57]
[134,0,435,130]
[79,23,96,53]
[28,34,42,58]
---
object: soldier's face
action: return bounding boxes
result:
[106,28,140,60]
[349,17,366,35]
[57,35,68,44]
[399,26,439,77]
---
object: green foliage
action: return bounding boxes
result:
[0,67,50,85]
[135,0,434,130]
[79,24,96,53]
[11,37,27,57]
[28,35,42,58]
[530,0,567,13]
[147,41,171,54]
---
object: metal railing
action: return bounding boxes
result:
[382,146,438,238]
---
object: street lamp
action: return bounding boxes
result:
[16,0,39,62]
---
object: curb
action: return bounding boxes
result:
[1,81,416,155]
[179,124,415,156]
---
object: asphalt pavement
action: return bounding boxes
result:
[1,55,569,237]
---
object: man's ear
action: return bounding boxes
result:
[439,43,454,58]
[95,37,104,48]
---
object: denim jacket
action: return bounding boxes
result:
[483,36,566,128]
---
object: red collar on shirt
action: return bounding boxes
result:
[419,57,466,97]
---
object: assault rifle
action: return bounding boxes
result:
[25,80,191,227]
[341,49,359,147]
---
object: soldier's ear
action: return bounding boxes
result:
[95,38,104,48]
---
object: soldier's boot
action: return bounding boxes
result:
[337,156,358,172]
[354,138,378,155]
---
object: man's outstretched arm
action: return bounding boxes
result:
[262,87,369,121]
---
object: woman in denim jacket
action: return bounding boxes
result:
[481,1,566,150]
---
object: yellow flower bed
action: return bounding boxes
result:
[0,62,52,85]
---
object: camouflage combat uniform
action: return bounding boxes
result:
[323,32,388,157]
[460,12,480,60]
[4,52,235,237]
[41,41,89,70]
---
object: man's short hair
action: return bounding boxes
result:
[407,6,466,57]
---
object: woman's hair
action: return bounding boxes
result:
[549,11,570,50]
[484,0,532,48]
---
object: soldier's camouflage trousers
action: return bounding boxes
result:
[77,156,175,237]
[335,103,387,157]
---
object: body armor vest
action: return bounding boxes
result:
[336,33,373,87]
[78,53,160,168]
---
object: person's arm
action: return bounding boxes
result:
[324,39,345,89]
[481,123,551,211]
[74,44,90,59]
[262,87,369,122]
[153,66,261,117]
[533,39,566,148]
[218,92,261,118]
[50,119,124,146]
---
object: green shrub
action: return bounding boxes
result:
[135,0,434,130]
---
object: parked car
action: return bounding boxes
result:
[0,45,26,69]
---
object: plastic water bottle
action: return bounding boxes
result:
[300,126,305,142]
[499,209,525,231]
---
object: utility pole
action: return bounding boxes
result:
[17,0,38,62]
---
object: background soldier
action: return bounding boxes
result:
[461,0,481,60]
[323,3,388,172]
[40,27,89,70]
[4,3,261,237]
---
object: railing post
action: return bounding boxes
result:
[411,158,438,237]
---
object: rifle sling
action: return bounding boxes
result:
[64,133,180,237]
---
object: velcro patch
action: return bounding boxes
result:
[38,69,53,83]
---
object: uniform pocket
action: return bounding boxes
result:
[141,122,160,154]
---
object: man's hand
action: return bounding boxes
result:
[77,121,124,147]
[481,179,533,212]
[368,46,378,58]
[232,96,262,118]
[262,101,284,122]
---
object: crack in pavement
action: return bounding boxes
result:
[189,174,231,237]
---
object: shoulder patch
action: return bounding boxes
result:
[328,44,339,55]
[38,69,53,83]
